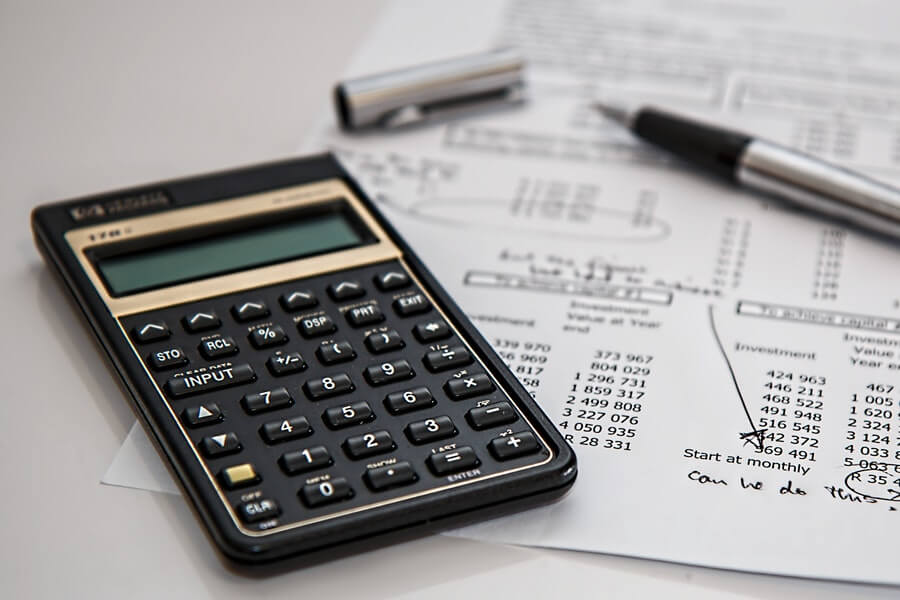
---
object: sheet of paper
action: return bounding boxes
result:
[104,0,900,585]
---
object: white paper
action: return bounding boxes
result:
[105,0,900,585]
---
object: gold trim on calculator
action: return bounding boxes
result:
[64,178,554,538]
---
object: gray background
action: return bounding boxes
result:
[0,1,895,597]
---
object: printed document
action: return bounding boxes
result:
[107,0,900,584]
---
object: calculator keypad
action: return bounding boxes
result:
[121,260,549,532]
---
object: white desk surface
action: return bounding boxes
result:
[0,2,895,598]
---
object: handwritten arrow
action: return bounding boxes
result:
[708,305,765,452]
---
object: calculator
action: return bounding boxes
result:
[31,154,576,564]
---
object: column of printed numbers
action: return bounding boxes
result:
[558,350,653,452]
[843,382,895,469]
[493,338,552,398]
[758,370,825,462]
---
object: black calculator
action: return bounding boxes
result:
[31,154,576,564]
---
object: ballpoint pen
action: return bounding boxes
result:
[594,103,900,240]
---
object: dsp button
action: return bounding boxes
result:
[328,280,365,301]
[132,321,170,344]
[466,402,518,430]
[343,430,395,459]
[445,373,494,400]
[365,462,418,491]
[165,363,256,398]
[238,498,280,524]
[199,336,238,360]
[488,431,541,461]
[393,293,430,317]
[148,346,188,371]
[300,478,353,508]
[232,300,269,322]
[249,324,287,349]
[345,303,385,327]
[200,432,241,458]
[427,446,480,475]
[405,416,457,445]
[424,345,472,372]
[241,387,293,414]
[374,270,410,291]
[364,359,415,386]
[298,314,337,338]
[183,311,220,333]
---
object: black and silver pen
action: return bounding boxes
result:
[595,103,900,240]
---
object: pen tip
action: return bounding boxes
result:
[592,102,633,128]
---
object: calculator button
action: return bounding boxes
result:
[303,373,354,400]
[328,280,365,301]
[165,363,256,398]
[183,311,221,333]
[406,416,458,445]
[424,345,473,372]
[344,430,396,459]
[488,431,540,461]
[427,446,480,475]
[280,446,333,475]
[199,336,239,360]
[260,416,312,444]
[365,329,405,354]
[413,319,451,342]
[133,321,170,343]
[374,270,410,291]
[200,432,242,458]
[364,359,415,386]
[384,387,436,414]
[221,463,260,489]
[300,478,353,507]
[298,314,337,338]
[148,346,188,371]
[249,324,288,348]
[266,350,307,376]
[393,293,431,317]
[181,403,223,428]
[238,498,280,524]
[232,300,269,322]
[316,341,356,365]
[445,373,494,400]
[241,387,293,414]
[323,401,375,429]
[280,290,318,311]
[466,402,518,430]
[345,303,385,327]
[365,461,418,491]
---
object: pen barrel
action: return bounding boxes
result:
[737,139,900,239]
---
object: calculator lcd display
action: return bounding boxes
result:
[95,210,368,296]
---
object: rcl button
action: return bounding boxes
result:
[238,498,280,524]
[199,336,238,360]
[148,346,188,371]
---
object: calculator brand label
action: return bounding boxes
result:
[68,189,171,222]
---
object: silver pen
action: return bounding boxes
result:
[595,103,900,240]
